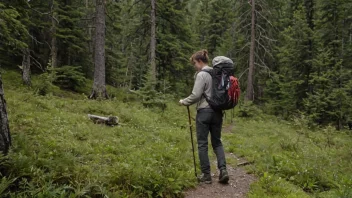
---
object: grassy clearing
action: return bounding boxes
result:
[0,70,351,197]
[222,108,352,198]
[1,70,198,197]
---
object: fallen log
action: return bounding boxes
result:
[88,114,119,126]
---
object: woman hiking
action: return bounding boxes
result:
[179,49,229,184]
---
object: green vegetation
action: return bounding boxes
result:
[0,70,350,197]
[223,106,352,198]
[1,70,196,197]
[1,0,351,197]
[1,0,352,128]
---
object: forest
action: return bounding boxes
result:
[0,0,351,197]
[1,0,352,127]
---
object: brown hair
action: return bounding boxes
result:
[190,49,209,64]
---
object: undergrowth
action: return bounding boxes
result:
[223,104,352,198]
[0,70,351,197]
[0,70,196,197]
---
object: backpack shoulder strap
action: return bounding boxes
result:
[199,69,212,76]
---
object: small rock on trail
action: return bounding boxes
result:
[184,163,256,198]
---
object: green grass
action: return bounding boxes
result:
[0,70,351,197]
[1,70,197,197]
[222,108,352,198]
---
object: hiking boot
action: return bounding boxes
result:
[198,173,212,184]
[219,169,229,184]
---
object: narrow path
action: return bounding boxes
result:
[184,124,256,198]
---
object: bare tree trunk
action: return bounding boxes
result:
[22,48,31,86]
[0,75,11,155]
[51,0,58,68]
[124,50,134,88]
[150,0,157,85]
[245,0,256,101]
[86,0,94,69]
[305,0,314,94]
[90,0,107,99]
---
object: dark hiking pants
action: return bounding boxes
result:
[196,108,226,174]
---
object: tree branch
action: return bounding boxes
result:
[239,68,249,80]
[29,55,45,72]
[30,7,59,24]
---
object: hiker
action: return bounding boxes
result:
[179,49,229,184]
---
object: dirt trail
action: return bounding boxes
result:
[184,125,256,198]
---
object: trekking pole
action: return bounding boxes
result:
[187,106,198,178]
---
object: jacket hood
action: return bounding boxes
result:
[212,56,233,67]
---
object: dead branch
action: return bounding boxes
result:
[255,39,274,58]
[30,7,59,24]
[239,68,249,80]
[254,10,274,28]
[88,114,119,126]
[29,55,45,72]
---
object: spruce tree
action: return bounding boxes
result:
[265,5,313,118]
[90,0,107,99]
[304,0,352,128]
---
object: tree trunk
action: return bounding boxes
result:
[245,0,256,101]
[305,0,314,94]
[51,0,58,68]
[86,0,94,72]
[90,0,107,99]
[22,48,31,86]
[0,75,11,155]
[150,0,157,86]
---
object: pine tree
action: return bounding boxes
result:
[246,0,256,101]
[191,0,211,48]
[226,0,278,102]
[0,2,28,54]
[51,0,58,68]
[265,4,313,118]
[90,0,108,99]
[156,0,194,93]
[304,0,352,128]
[191,0,234,57]
[126,0,194,95]
[150,0,157,86]
[206,0,233,56]
[0,2,28,71]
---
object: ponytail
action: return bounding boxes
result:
[190,49,209,64]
